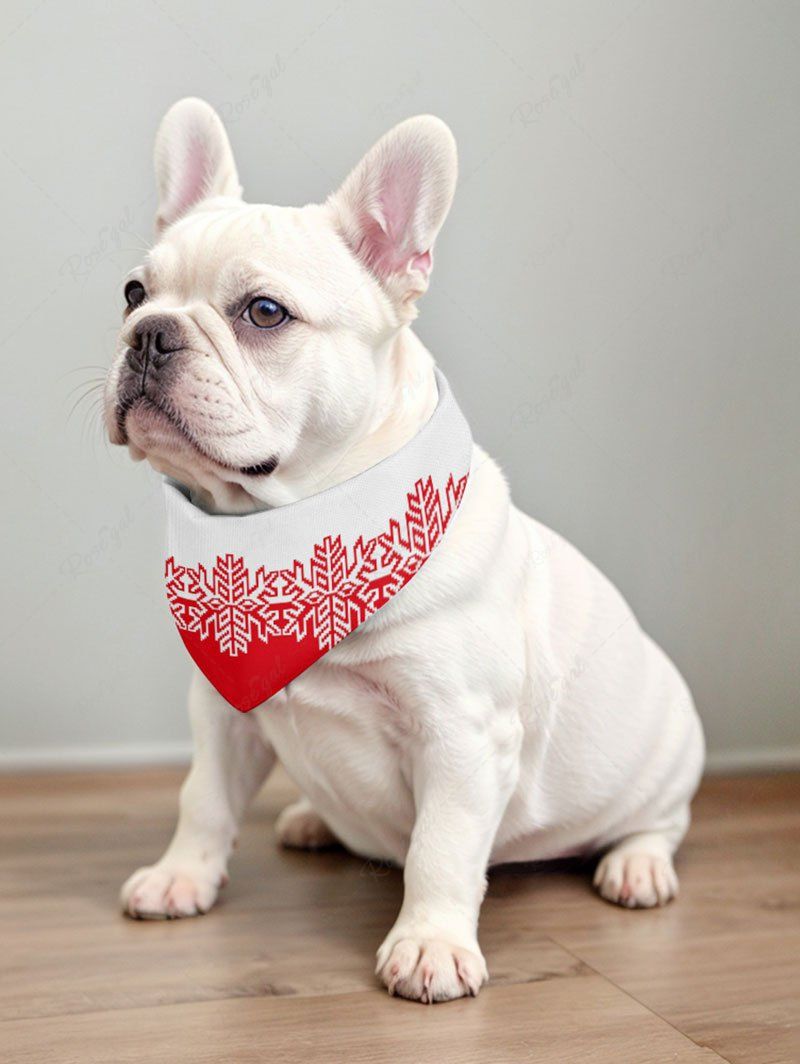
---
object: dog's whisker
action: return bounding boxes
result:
[80,398,106,447]
[58,364,110,379]
[65,377,105,401]
[66,382,106,425]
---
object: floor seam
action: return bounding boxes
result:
[0,967,570,1026]
[544,933,735,1063]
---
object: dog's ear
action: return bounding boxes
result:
[154,98,242,234]
[329,116,457,307]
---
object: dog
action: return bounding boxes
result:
[105,98,705,1003]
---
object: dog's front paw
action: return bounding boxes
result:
[376,935,488,1003]
[121,861,227,919]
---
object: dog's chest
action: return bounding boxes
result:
[254,657,419,861]
[249,458,525,860]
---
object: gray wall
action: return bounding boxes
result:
[1,0,798,769]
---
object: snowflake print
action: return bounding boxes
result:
[166,472,469,658]
[281,534,377,649]
[167,553,264,656]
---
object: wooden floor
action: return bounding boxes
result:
[1,769,798,1064]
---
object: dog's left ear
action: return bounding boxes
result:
[329,116,457,307]
[154,98,242,234]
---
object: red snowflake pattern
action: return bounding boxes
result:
[165,472,468,657]
[166,553,264,656]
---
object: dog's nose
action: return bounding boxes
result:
[127,314,184,371]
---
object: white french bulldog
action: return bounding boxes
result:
[106,99,704,1004]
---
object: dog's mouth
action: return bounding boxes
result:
[239,457,279,476]
[117,396,279,478]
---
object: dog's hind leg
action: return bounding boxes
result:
[275,797,339,850]
[593,829,682,908]
[121,670,275,919]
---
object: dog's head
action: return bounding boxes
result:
[104,98,457,511]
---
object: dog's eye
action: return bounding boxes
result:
[244,297,290,329]
[124,280,147,310]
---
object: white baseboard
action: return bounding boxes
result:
[0,741,192,772]
[703,745,800,775]
[1,741,799,775]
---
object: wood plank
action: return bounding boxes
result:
[544,774,800,1064]
[555,927,800,1064]
[2,975,724,1064]
[0,768,579,1021]
[0,767,797,1063]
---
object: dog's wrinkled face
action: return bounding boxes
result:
[107,200,390,508]
[104,99,457,511]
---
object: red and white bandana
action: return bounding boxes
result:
[163,370,473,711]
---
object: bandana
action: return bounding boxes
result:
[162,369,473,711]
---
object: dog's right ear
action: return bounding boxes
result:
[154,98,242,235]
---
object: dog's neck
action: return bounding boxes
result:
[184,327,438,515]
